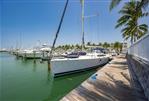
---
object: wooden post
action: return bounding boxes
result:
[33,51,36,63]
[24,52,27,60]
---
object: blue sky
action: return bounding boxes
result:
[1,0,149,49]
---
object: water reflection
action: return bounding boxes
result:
[15,56,20,60]
[32,60,37,72]
[48,62,51,71]
[47,61,54,84]
[1,53,96,101]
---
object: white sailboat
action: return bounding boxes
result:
[51,50,109,77]
[50,0,110,77]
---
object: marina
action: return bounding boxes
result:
[1,0,149,101]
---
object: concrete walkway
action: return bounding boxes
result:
[61,55,147,101]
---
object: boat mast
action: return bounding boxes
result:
[49,0,69,59]
[81,0,99,50]
[19,32,22,50]
[81,0,85,51]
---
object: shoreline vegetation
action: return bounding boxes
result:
[55,41,123,53]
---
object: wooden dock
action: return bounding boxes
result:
[61,55,147,101]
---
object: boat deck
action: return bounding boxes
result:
[61,55,147,101]
[51,55,108,61]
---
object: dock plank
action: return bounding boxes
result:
[61,55,147,101]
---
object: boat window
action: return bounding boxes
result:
[98,54,105,56]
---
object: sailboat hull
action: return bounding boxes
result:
[50,55,109,77]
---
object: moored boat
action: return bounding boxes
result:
[49,0,110,77]
[50,50,110,77]
[22,49,42,59]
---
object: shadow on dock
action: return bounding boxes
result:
[61,55,147,101]
[72,72,147,101]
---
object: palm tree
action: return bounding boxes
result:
[111,0,148,44]
[110,0,149,10]
[87,42,91,46]
[120,1,148,43]
[102,42,110,49]
[98,42,102,46]
[113,42,122,53]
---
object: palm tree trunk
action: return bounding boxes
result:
[131,36,133,45]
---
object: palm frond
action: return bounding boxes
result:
[121,26,131,33]
[80,0,84,6]
[139,0,149,9]
[138,24,148,33]
[139,24,148,28]
[119,9,131,15]
[115,20,127,28]
[110,0,122,11]
[141,12,149,17]
[137,29,144,39]
[118,15,130,22]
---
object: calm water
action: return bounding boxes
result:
[0,52,96,101]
